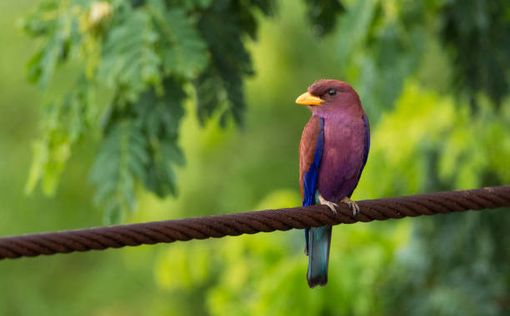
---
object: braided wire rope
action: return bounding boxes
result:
[0,186,509,260]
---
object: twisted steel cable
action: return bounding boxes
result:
[0,186,509,260]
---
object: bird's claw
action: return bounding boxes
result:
[341,197,360,216]
[318,195,339,214]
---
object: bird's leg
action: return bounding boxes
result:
[318,195,339,214]
[341,196,360,216]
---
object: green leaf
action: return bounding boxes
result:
[90,120,148,223]
[25,79,94,195]
[98,8,161,103]
[194,66,223,125]
[194,64,245,126]
[148,0,208,79]
[134,78,186,197]
[134,79,185,140]
[24,0,83,87]
[22,0,59,37]
[144,140,183,197]
[194,4,255,125]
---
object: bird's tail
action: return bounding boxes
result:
[305,225,332,287]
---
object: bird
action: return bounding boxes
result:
[296,79,370,288]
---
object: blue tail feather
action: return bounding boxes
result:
[306,225,332,287]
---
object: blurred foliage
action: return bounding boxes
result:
[0,0,509,315]
[360,83,510,315]
[440,0,510,108]
[21,0,343,222]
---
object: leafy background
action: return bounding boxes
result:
[0,0,509,315]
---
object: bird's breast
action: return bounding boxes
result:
[318,115,367,201]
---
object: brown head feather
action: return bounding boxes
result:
[308,79,355,97]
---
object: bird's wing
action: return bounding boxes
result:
[351,114,370,190]
[299,116,324,207]
[360,114,370,173]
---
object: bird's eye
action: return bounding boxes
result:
[327,89,337,96]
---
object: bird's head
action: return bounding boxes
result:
[295,79,361,116]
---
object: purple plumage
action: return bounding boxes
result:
[296,79,370,287]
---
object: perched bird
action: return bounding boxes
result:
[296,79,370,288]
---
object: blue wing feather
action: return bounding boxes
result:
[302,118,324,207]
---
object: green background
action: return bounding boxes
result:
[0,1,509,315]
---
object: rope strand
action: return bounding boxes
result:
[1,186,509,260]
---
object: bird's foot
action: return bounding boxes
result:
[341,197,360,216]
[318,195,339,214]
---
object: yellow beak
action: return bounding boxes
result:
[295,92,324,106]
